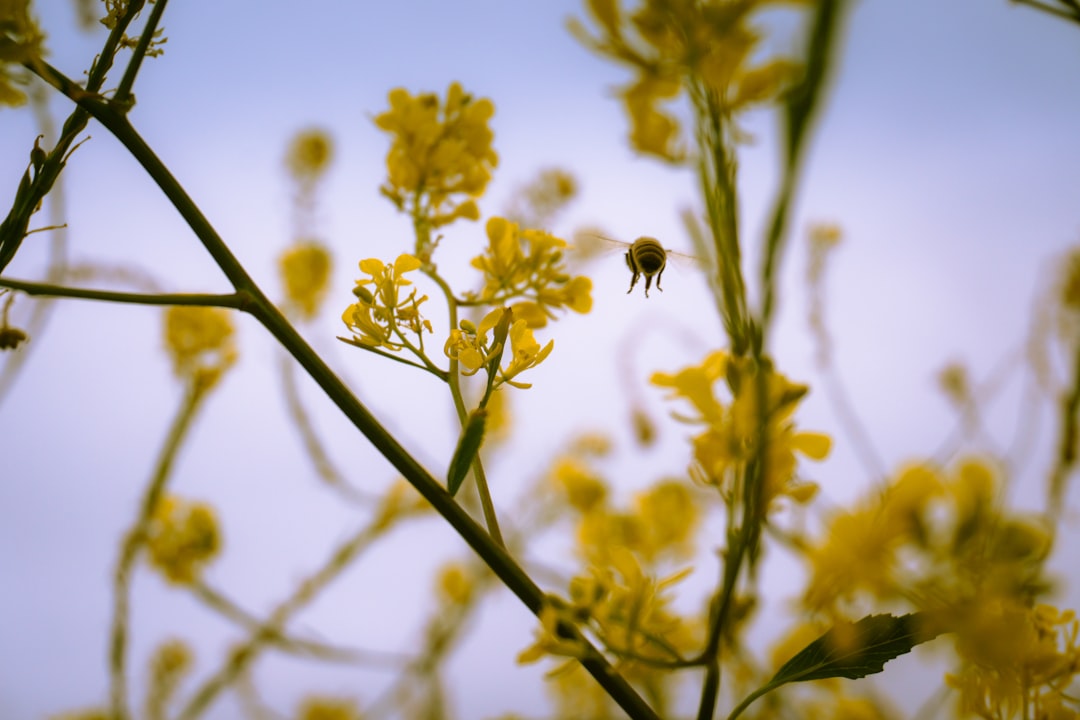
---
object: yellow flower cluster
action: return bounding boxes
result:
[279,241,333,319]
[375,82,496,228]
[572,0,805,160]
[162,306,237,390]
[652,351,830,512]
[0,0,45,107]
[443,307,553,389]
[803,459,1049,615]
[467,217,593,327]
[947,603,1080,720]
[146,495,221,584]
[341,254,431,351]
[518,549,694,668]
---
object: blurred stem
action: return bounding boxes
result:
[177,520,390,719]
[193,581,404,665]
[1048,339,1080,523]
[30,59,656,720]
[277,352,376,504]
[1012,0,1080,24]
[691,85,749,356]
[110,379,208,720]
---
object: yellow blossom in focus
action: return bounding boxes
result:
[280,241,332,319]
[286,128,334,183]
[0,0,45,107]
[375,82,497,229]
[163,306,237,389]
[146,496,221,584]
[296,696,362,720]
[341,254,431,351]
[443,307,554,389]
[469,217,593,327]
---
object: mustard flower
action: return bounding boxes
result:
[341,254,431,351]
[163,306,237,390]
[572,0,804,160]
[279,241,332,319]
[375,82,497,227]
[285,128,334,183]
[0,0,45,107]
[468,217,593,327]
[443,307,554,388]
[652,352,830,511]
[146,496,221,584]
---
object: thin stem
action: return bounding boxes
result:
[177,521,388,719]
[191,581,410,667]
[110,379,208,720]
[114,0,169,106]
[0,277,247,309]
[426,268,506,548]
[337,334,448,380]
[29,59,657,720]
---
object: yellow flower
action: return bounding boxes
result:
[572,0,802,159]
[501,318,554,388]
[341,254,431,351]
[0,0,45,107]
[634,480,698,560]
[280,241,332,319]
[285,128,334,182]
[437,562,474,606]
[551,457,608,513]
[163,306,237,389]
[468,217,593,326]
[146,496,221,584]
[375,82,497,226]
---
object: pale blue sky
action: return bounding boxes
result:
[2,1,1080,718]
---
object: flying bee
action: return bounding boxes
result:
[576,233,700,298]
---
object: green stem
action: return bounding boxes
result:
[725,681,778,720]
[110,379,208,720]
[0,277,247,309]
[426,268,506,548]
[114,0,169,106]
[30,60,657,720]
[338,334,449,381]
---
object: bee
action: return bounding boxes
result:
[623,236,669,297]
[576,233,699,298]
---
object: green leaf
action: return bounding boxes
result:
[771,613,938,686]
[727,613,940,720]
[447,408,487,497]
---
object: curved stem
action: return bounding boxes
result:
[110,380,208,720]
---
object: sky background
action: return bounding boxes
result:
[2,0,1080,718]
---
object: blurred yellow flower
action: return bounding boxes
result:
[280,241,333,319]
[146,496,221,584]
[285,128,334,183]
[0,0,45,107]
[163,306,237,389]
